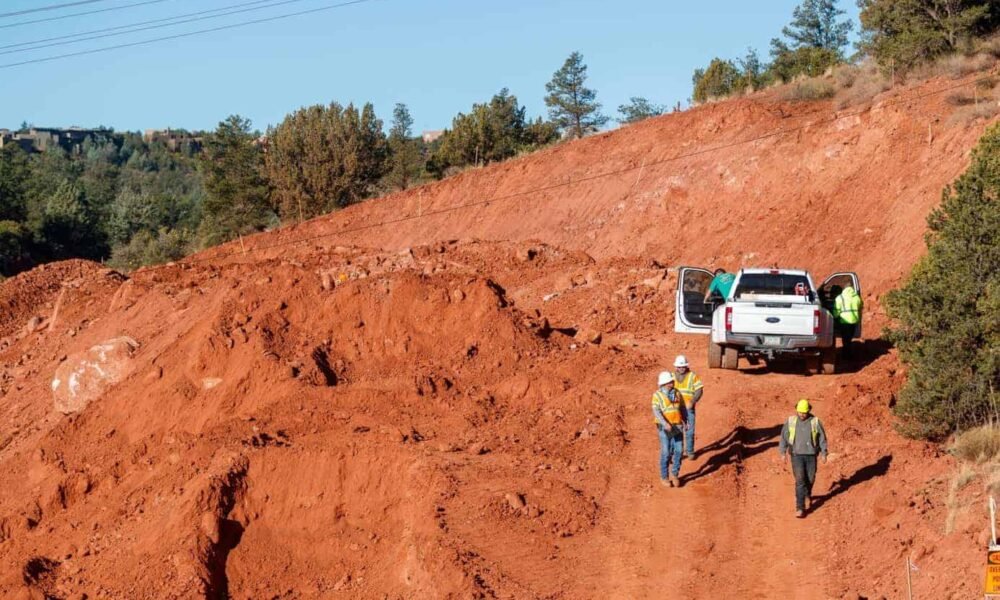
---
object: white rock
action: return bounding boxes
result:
[52,337,139,414]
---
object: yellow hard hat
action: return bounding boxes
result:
[796,399,811,414]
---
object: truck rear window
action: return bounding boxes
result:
[735,274,812,297]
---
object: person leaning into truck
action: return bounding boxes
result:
[832,285,862,358]
[778,399,829,518]
[652,371,688,488]
[703,268,735,304]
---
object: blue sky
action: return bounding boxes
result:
[0,0,860,134]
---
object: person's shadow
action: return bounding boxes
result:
[810,455,893,512]
[683,424,782,484]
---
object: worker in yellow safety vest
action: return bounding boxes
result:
[673,355,704,459]
[652,371,688,488]
[778,399,829,518]
[832,285,862,358]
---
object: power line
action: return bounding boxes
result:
[0,0,173,30]
[0,0,278,50]
[0,1,108,19]
[166,74,991,270]
[0,0,375,69]
[0,0,316,55]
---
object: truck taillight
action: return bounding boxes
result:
[726,306,733,332]
[813,309,820,334]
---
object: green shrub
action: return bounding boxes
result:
[886,123,1000,439]
[692,58,746,103]
[109,228,192,271]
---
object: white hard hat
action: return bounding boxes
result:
[658,371,675,386]
[674,355,689,368]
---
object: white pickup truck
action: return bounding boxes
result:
[674,267,862,374]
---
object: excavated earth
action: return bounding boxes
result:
[1,74,997,599]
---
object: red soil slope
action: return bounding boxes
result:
[0,75,995,599]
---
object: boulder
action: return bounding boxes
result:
[51,337,139,414]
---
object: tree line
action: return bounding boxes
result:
[1,51,671,275]
[692,0,1000,103]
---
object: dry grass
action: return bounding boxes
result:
[780,78,837,102]
[948,102,1000,126]
[944,465,977,534]
[834,62,891,109]
[910,52,997,82]
[976,34,1000,59]
[952,424,1000,463]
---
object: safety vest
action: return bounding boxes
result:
[834,289,862,325]
[652,388,684,426]
[787,416,820,447]
[674,371,704,409]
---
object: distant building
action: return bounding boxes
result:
[0,127,102,153]
[422,130,445,144]
[144,128,203,153]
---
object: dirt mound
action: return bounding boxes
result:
[0,74,995,599]
[209,74,991,308]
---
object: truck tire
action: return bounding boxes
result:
[820,347,837,375]
[708,341,723,369]
[722,346,739,370]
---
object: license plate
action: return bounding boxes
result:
[763,336,782,346]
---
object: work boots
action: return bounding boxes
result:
[670,475,681,488]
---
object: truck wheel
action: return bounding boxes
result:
[708,341,723,369]
[820,348,837,375]
[722,346,739,370]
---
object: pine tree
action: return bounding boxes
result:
[429,89,557,176]
[387,103,422,191]
[769,0,853,81]
[265,102,389,220]
[780,0,853,51]
[544,52,608,139]
[859,0,997,71]
[617,97,666,124]
[886,122,1000,439]
[199,115,272,245]
[0,145,31,222]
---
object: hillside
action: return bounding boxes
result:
[0,74,995,599]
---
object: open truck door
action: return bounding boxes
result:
[674,266,715,334]
[819,272,863,338]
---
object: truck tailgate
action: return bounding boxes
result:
[731,302,815,336]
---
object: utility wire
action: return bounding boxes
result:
[0,0,317,55]
[0,0,374,69]
[0,0,108,19]
[0,0,172,30]
[165,73,993,270]
[0,0,279,50]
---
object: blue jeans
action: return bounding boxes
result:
[657,426,683,479]
[685,408,696,455]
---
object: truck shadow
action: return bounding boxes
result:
[683,424,781,484]
[737,338,893,377]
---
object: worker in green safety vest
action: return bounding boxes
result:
[832,285,862,358]
[778,399,829,518]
